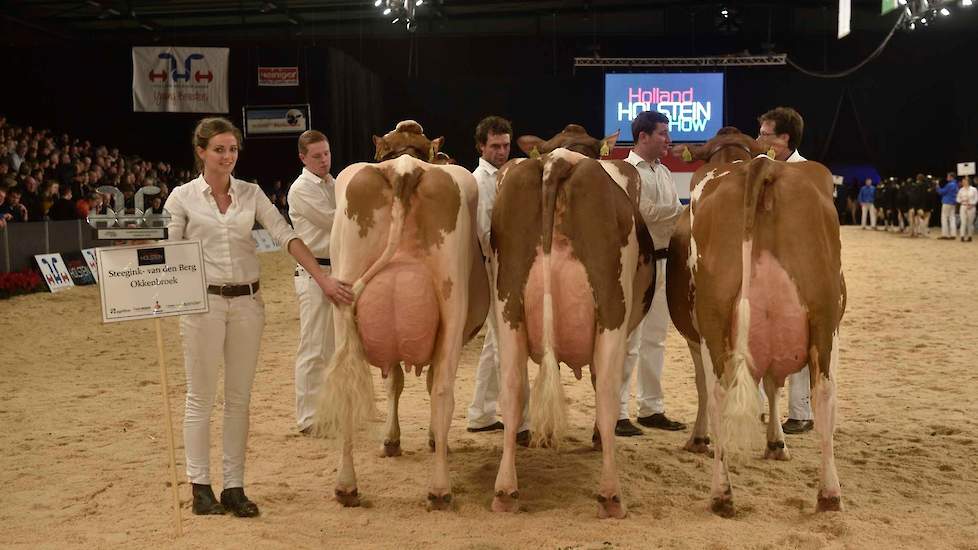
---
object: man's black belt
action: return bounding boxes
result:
[207,281,260,297]
[316,257,331,266]
[652,248,669,261]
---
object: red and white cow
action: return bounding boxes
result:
[666,128,847,516]
[489,124,655,518]
[315,120,489,508]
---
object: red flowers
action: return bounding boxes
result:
[0,269,45,299]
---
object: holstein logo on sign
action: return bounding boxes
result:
[138,247,167,266]
[604,73,724,142]
[133,47,229,113]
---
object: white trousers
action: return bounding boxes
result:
[860,202,876,228]
[787,367,813,420]
[293,266,335,431]
[941,204,958,237]
[467,304,530,431]
[961,205,976,238]
[620,258,668,420]
[180,291,265,488]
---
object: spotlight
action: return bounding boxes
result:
[720,8,729,17]
[898,0,907,4]
[940,7,950,15]
[909,21,916,29]
[383,7,391,14]
[920,16,928,23]
[964,0,974,7]
[374,0,382,5]
[392,17,400,23]
[416,0,423,5]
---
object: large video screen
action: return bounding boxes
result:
[604,73,724,142]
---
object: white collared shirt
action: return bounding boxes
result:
[473,157,499,257]
[786,149,806,163]
[625,150,684,251]
[165,174,299,285]
[958,186,978,207]
[288,167,336,259]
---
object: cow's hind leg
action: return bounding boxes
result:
[335,432,360,507]
[491,323,528,514]
[762,374,790,461]
[683,338,712,455]
[813,333,843,512]
[703,342,735,517]
[593,330,627,519]
[380,363,404,457]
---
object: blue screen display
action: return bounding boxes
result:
[604,73,724,142]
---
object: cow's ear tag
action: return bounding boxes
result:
[530,146,541,159]
[599,141,610,157]
[682,147,693,162]
[766,147,776,159]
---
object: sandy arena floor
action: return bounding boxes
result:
[1,226,977,549]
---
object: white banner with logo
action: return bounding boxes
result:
[96,241,208,323]
[132,47,229,113]
[34,253,74,293]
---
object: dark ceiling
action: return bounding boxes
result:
[1,0,944,44]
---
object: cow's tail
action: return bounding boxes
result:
[718,157,775,456]
[529,157,569,449]
[315,162,413,440]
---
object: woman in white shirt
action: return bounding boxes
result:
[957,176,977,242]
[165,117,352,517]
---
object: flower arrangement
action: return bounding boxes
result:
[0,269,46,299]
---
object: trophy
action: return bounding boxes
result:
[87,185,170,240]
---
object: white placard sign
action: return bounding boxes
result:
[957,162,975,177]
[82,248,99,283]
[252,229,281,252]
[34,253,75,293]
[96,241,208,323]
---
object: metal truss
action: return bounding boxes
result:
[573,54,788,68]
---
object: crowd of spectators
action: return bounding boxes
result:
[0,114,193,228]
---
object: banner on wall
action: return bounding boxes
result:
[258,66,299,87]
[132,46,229,113]
[34,253,74,293]
[242,104,311,137]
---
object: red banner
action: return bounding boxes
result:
[258,66,299,87]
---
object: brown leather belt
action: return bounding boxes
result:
[652,248,669,261]
[207,281,260,297]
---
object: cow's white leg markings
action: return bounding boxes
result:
[814,332,843,512]
[762,374,790,460]
[380,364,405,457]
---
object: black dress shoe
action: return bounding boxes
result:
[467,421,504,433]
[781,418,814,434]
[220,487,260,518]
[516,429,531,447]
[637,413,687,431]
[191,483,225,515]
[614,418,644,437]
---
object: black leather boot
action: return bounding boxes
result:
[220,487,260,518]
[192,483,225,515]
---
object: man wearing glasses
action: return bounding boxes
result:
[756,106,812,434]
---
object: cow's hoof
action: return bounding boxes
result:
[426,492,453,511]
[710,496,735,518]
[491,490,520,513]
[683,436,712,456]
[334,488,361,508]
[596,494,626,519]
[764,441,790,461]
[816,492,843,512]
[380,440,402,458]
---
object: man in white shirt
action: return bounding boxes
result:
[466,115,530,443]
[618,110,687,436]
[757,106,812,434]
[288,130,346,434]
